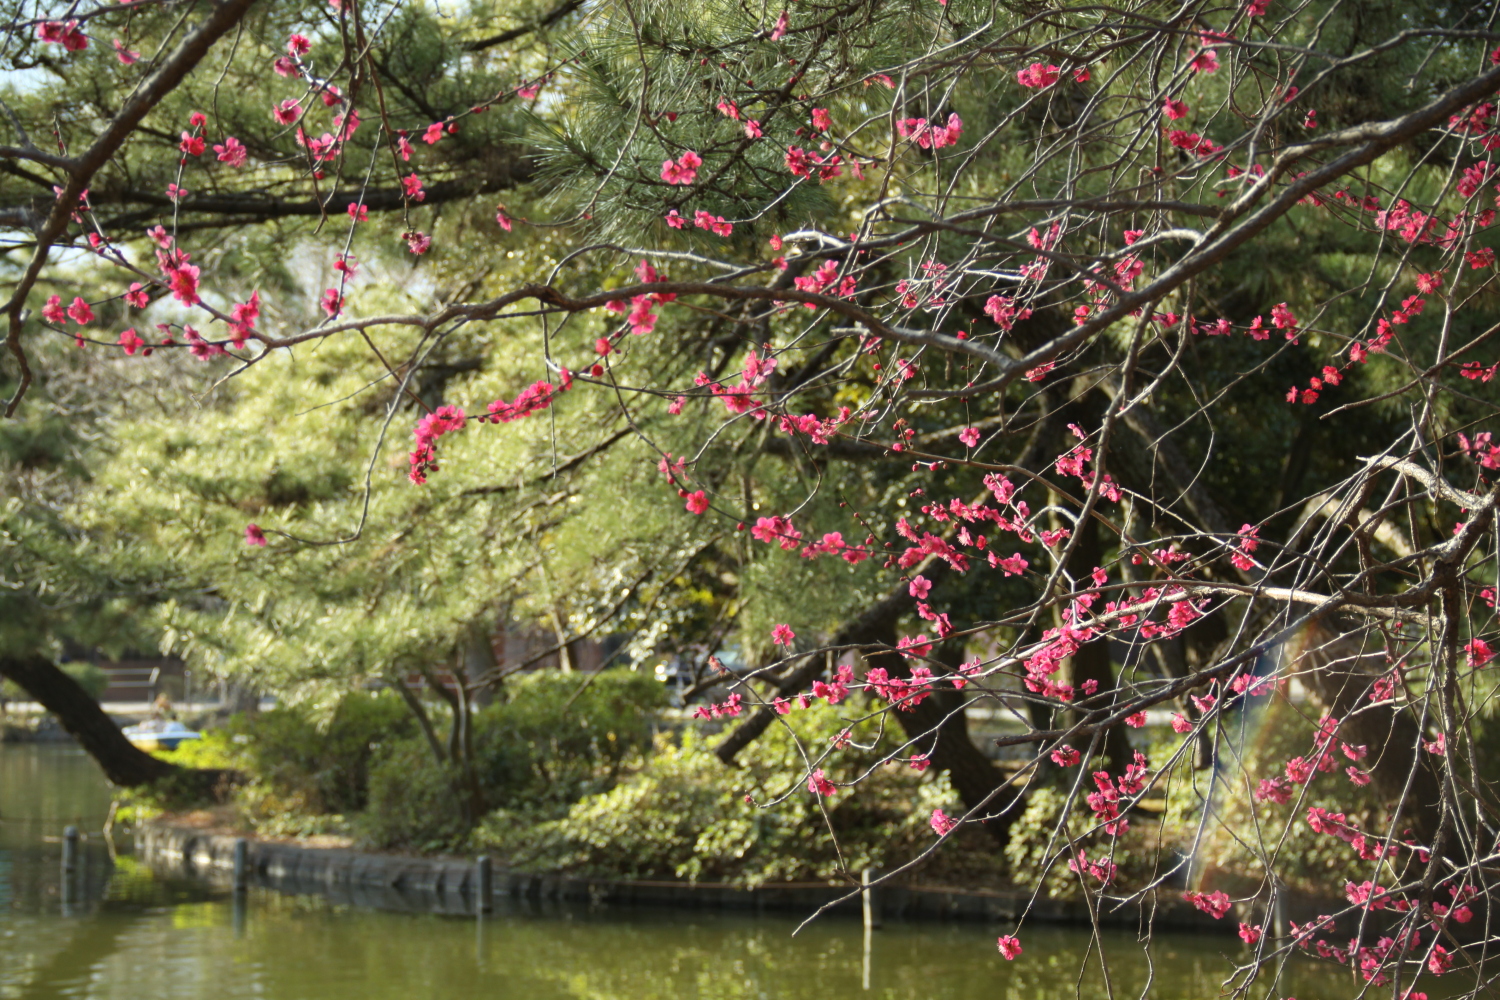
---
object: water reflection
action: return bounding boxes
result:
[0,745,1425,1000]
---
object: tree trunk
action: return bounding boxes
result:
[1061,516,1136,775]
[865,621,1026,845]
[714,558,952,764]
[0,653,181,787]
[1293,619,1445,844]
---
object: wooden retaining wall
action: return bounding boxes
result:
[135,820,1229,931]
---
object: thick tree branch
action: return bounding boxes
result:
[4,0,259,416]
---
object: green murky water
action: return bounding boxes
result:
[0,744,1409,999]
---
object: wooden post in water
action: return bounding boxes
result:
[233,838,249,892]
[476,856,493,914]
[861,867,881,931]
[60,825,80,914]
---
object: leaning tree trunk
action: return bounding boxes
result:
[1061,515,1136,775]
[1291,619,1446,845]
[0,653,181,786]
[864,619,1027,846]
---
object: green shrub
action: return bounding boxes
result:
[357,668,670,851]
[359,739,473,851]
[472,668,669,809]
[146,691,421,835]
[227,690,416,817]
[476,701,958,886]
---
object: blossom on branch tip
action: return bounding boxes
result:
[63,296,91,325]
[1189,49,1220,73]
[37,21,87,51]
[1016,63,1059,88]
[244,524,267,547]
[771,623,795,645]
[660,151,702,185]
[996,936,1022,960]
[1183,890,1231,919]
[626,296,657,335]
[930,809,957,835]
[897,634,933,658]
[214,136,247,167]
[1254,777,1292,803]
[229,291,260,347]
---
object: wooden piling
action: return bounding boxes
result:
[233,837,249,892]
[61,825,79,873]
[476,856,493,914]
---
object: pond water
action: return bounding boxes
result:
[0,744,1419,999]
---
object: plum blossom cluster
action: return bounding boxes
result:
[1084,753,1149,837]
[895,113,963,150]
[1250,715,1380,805]
[407,405,466,485]
[1284,882,1476,985]
[603,260,677,341]
[407,372,574,484]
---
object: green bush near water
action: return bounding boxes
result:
[473,701,961,886]
[359,668,669,850]
[132,672,976,886]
